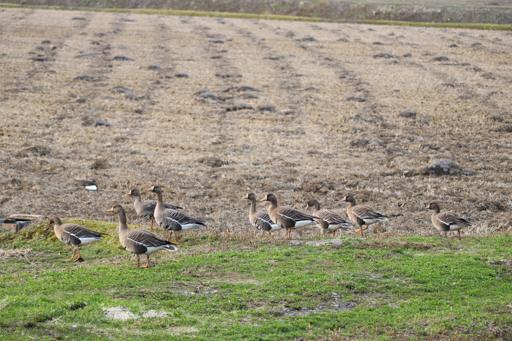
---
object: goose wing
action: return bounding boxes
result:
[351,205,387,220]
[126,229,177,254]
[255,212,276,230]
[61,224,107,246]
[317,210,351,226]
[436,212,472,227]
[162,209,206,230]
[277,207,316,223]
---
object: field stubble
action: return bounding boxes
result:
[0,8,511,241]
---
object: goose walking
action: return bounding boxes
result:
[260,193,317,240]
[425,203,472,240]
[126,188,182,231]
[47,215,108,262]
[341,195,388,237]
[148,186,206,242]
[243,193,281,237]
[107,204,177,268]
[305,199,352,237]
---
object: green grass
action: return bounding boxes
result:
[1,220,512,340]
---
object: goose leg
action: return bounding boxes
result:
[458,230,461,240]
[150,220,153,231]
[174,232,179,243]
[136,255,140,268]
[268,231,271,237]
[143,255,150,268]
[444,232,448,239]
[284,229,290,240]
[64,247,77,262]
[167,230,173,242]
[74,247,84,262]
[332,230,336,237]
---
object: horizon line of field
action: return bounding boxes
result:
[0,3,511,31]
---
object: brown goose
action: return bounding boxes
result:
[47,215,108,262]
[260,193,318,240]
[148,186,206,242]
[426,203,472,240]
[107,204,177,268]
[243,193,281,236]
[126,188,182,231]
[341,195,388,237]
[305,199,353,237]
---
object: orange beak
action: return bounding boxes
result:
[340,198,346,202]
[424,205,429,210]
[260,197,267,202]
[107,208,113,213]
[306,205,310,210]
[125,192,131,196]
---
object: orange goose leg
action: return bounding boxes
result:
[136,255,140,268]
[143,255,150,268]
[332,230,336,237]
[284,229,290,240]
[150,220,153,231]
[174,233,179,243]
[268,231,271,237]
[167,231,173,242]
[64,247,77,262]
[74,248,84,262]
[458,230,461,240]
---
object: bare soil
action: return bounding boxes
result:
[0,8,511,239]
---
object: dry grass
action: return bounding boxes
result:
[0,8,511,240]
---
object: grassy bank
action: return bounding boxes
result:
[1,220,511,340]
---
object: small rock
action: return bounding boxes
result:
[41,39,51,44]
[73,75,93,81]
[195,89,217,100]
[211,39,224,44]
[90,158,109,170]
[471,42,482,47]
[258,104,276,112]
[403,53,412,58]
[373,52,394,59]
[95,120,111,127]
[348,114,364,120]
[114,55,134,61]
[301,36,317,42]
[459,93,471,99]
[90,41,100,45]
[198,157,227,167]
[114,86,132,94]
[489,115,503,122]
[427,159,461,175]
[493,125,512,133]
[373,41,384,45]
[95,32,105,37]
[72,17,86,20]
[285,31,295,37]
[175,73,189,78]
[349,139,369,148]
[398,109,417,118]
[347,96,366,102]
[211,56,222,59]
[442,82,455,88]
[225,104,253,112]
[338,38,349,42]
[148,65,162,71]
[223,85,259,93]
[449,44,458,47]
[433,56,449,61]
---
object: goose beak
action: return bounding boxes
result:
[147,187,153,192]
[340,198,346,202]
[260,197,267,202]
[306,205,310,210]
[107,208,114,213]
[125,192,131,196]
[424,205,429,210]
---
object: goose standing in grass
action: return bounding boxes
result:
[107,204,177,268]
[126,188,182,231]
[47,215,108,262]
[305,199,352,237]
[243,193,281,237]
[426,203,472,240]
[148,186,206,242]
[341,195,388,237]
[260,193,318,240]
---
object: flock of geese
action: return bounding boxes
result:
[46,186,473,268]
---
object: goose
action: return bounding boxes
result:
[148,186,206,242]
[341,195,388,237]
[260,193,317,240]
[126,188,182,231]
[107,204,177,268]
[243,193,281,236]
[426,203,472,240]
[305,199,352,237]
[47,215,108,262]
